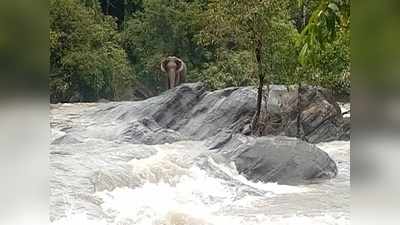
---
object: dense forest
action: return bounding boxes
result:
[50,0,350,103]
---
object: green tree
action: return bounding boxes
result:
[201,50,257,90]
[199,0,289,135]
[297,0,350,64]
[289,0,350,137]
[50,0,134,102]
[49,0,350,104]
[122,0,208,94]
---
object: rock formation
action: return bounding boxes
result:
[51,83,346,185]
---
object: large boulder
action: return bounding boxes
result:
[339,117,351,140]
[58,83,348,145]
[84,83,256,142]
[210,134,338,185]
[263,85,349,143]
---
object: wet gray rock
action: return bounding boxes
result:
[82,83,256,143]
[121,117,184,144]
[50,84,347,220]
[97,98,110,103]
[52,134,83,145]
[339,117,351,140]
[211,134,338,185]
[77,83,347,145]
[263,85,349,143]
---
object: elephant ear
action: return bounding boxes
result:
[160,58,168,72]
[176,58,184,72]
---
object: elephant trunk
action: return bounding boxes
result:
[168,69,176,89]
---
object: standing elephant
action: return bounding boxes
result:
[160,56,187,89]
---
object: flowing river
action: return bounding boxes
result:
[50,103,350,225]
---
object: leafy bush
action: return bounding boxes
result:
[50,0,134,102]
[201,50,256,89]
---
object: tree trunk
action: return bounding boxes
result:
[296,83,302,139]
[251,39,264,135]
[255,75,264,122]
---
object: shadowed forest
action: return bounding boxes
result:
[50,0,350,103]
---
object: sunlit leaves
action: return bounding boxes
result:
[297,0,350,65]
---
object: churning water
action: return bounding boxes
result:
[50,103,349,225]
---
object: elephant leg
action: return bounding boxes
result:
[169,71,176,89]
[180,71,186,83]
[175,73,180,86]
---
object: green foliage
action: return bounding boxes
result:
[49,0,351,102]
[198,0,295,133]
[294,0,350,94]
[50,0,134,102]
[304,29,350,94]
[198,0,307,88]
[201,50,257,90]
[297,0,350,65]
[122,0,208,93]
[200,0,290,82]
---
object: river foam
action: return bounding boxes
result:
[50,103,349,225]
[52,141,348,225]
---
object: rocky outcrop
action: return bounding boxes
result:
[50,84,350,222]
[263,85,349,143]
[84,83,256,142]
[121,117,184,145]
[208,134,338,185]
[339,117,351,140]
[82,83,348,144]
[51,83,346,188]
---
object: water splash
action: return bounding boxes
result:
[50,103,349,225]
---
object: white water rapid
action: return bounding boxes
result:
[50,103,349,225]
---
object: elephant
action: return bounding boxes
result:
[160,56,187,89]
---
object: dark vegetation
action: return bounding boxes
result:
[50,0,350,104]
